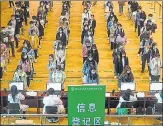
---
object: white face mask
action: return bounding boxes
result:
[18,70,22,73]
[127,71,130,73]
[31,24,34,27]
[8,26,12,29]
[24,44,27,47]
[24,55,27,59]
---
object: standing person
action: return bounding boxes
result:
[149,43,159,60]
[56,27,67,48]
[47,54,56,82]
[91,44,99,65]
[28,21,39,36]
[9,1,14,8]
[119,51,129,74]
[55,43,66,71]
[82,40,91,64]
[8,85,29,119]
[118,66,134,89]
[13,65,27,89]
[51,65,66,85]
[149,53,162,82]
[89,14,96,36]
[139,37,152,73]
[6,23,15,57]
[81,8,91,28]
[86,67,99,84]
[118,0,125,16]
[19,52,32,87]
[29,30,39,63]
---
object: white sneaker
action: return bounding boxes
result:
[39,45,42,49]
[114,76,117,79]
[137,54,140,57]
[34,59,37,63]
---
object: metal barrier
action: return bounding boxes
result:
[149,1,162,19]
[1,114,162,125]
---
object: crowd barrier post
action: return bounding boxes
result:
[158,3,162,19]
[154,1,156,13]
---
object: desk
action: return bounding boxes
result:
[0,91,158,114]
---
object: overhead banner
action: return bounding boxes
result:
[68,85,106,126]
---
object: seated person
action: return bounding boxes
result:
[154,89,163,103]
[8,85,29,119]
[43,88,64,123]
[13,65,28,89]
[86,67,99,84]
[116,89,137,110]
[118,66,134,89]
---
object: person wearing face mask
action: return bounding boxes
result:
[51,66,66,88]
[90,44,99,64]
[56,27,67,48]
[55,43,66,71]
[138,37,153,73]
[28,21,39,36]
[109,22,117,50]
[48,54,57,82]
[6,23,15,57]
[112,45,123,78]
[82,40,91,64]
[149,53,162,82]
[83,30,94,44]
[118,66,134,89]
[149,43,160,60]
[114,24,125,43]
[8,15,16,30]
[116,31,128,47]
[83,53,98,79]
[82,9,91,28]
[29,30,39,63]
[105,1,114,19]
[81,25,89,44]
[13,65,27,88]
[88,15,96,36]
[86,67,99,84]
[19,52,32,87]
[119,51,129,75]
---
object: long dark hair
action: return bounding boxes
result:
[21,52,29,63]
[10,85,18,102]
[122,89,132,101]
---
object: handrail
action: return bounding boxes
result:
[1,114,162,118]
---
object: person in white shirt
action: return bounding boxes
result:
[154,89,163,103]
[43,88,64,122]
[8,85,29,119]
[149,53,162,82]
[116,89,137,110]
[81,8,91,30]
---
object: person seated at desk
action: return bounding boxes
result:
[118,66,134,89]
[8,85,29,119]
[43,88,64,123]
[116,89,137,110]
[154,89,163,103]
[13,65,28,89]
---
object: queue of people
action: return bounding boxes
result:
[81,2,99,84]
[105,1,134,90]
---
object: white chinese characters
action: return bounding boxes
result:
[77,103,85,112]
[88,103,96,112]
